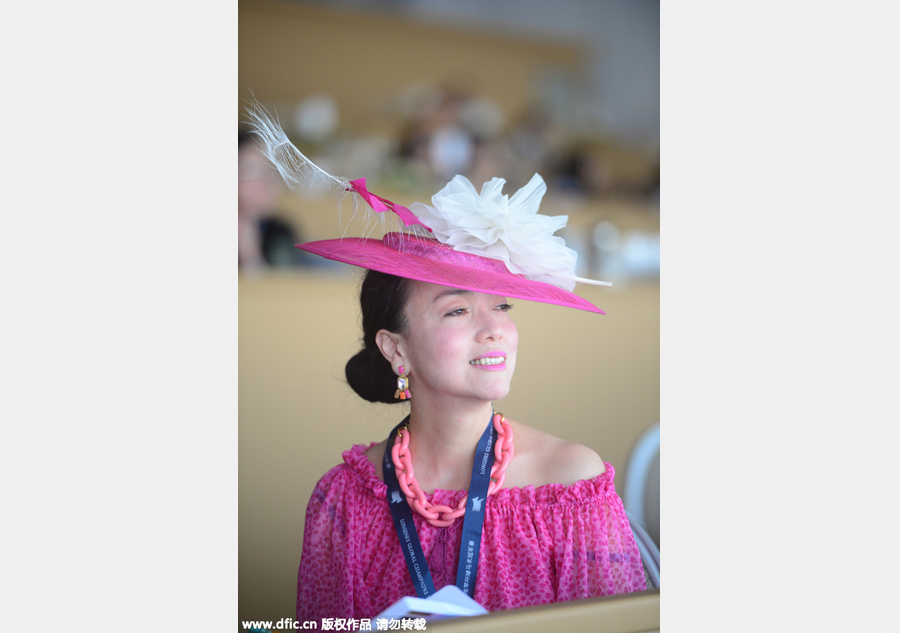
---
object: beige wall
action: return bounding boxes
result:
[239,272,659,624]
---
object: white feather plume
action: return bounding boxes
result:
[245,98,349,195]
[245,97,422,239]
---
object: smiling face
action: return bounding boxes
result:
[392,281,518,405]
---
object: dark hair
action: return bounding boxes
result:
[345,270,412,403]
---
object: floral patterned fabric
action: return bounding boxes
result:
[296,443,645,621]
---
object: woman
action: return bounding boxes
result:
[247,105,647,621]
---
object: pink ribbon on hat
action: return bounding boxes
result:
[348,178,432,232]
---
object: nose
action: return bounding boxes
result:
[476,308,503,342]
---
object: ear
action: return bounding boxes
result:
[375,329,407,374]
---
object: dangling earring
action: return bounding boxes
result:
[394,366,411,400]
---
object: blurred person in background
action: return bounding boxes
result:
[505,107,560,189]
[238,131,306,271]
[395,88,479,189]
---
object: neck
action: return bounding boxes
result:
[403,396,494,493]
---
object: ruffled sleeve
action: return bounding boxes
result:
[296,446,387,622]
[543,469,646,600]
[473,465,646,606]
[296,463,349,621]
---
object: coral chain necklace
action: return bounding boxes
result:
[390,412,515,527]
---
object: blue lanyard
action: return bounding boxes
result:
[382,414,496,599]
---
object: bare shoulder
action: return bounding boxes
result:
[505,418,606,488]
[550,440,606,483]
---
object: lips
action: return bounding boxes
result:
[469,351,506,366]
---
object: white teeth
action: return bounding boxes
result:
[470,356,505,366]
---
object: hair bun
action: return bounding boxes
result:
[345,270,411,404]
[345,346,401,404]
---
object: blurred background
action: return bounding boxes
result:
[239,0,659,625]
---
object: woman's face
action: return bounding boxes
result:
[398,281,518,404]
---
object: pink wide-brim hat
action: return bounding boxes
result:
[296,232,604,314]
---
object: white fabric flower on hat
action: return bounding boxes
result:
[409,174,578,290]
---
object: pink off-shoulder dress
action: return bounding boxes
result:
[296,443,645,622]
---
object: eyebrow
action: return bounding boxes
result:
[432,288,472,303]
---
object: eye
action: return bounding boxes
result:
[496,303,514,312]
[444,307,468,317]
